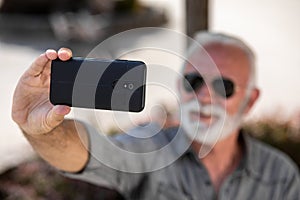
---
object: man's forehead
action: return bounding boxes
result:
[183,55,225,78]
[184,62,220,75]
[183,43,250,78]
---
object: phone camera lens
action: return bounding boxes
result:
[128,83,134,90]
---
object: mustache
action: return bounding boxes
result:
[181,99,227,117]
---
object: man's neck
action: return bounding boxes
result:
[191,131,243,193]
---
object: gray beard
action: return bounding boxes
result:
[180,99,242,146]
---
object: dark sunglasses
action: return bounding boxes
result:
[183,73,236,98]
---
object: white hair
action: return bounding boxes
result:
[185,31,257,88]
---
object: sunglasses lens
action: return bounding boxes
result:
[183,73,235,98]
[212,78,235,98]
[183,74,204,92]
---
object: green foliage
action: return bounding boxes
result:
[114,0,141,13]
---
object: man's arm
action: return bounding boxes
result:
[11,48,89,172]
[23,119,89,172]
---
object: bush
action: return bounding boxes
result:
[243,119,300,169]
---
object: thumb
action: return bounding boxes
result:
[46,105,71,129]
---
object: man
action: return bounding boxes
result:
[12,32,300,199]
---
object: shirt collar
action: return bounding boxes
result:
[168,128,260,174]
[241,130,268,179]
[234,130,280,182]
[169,127,284,182]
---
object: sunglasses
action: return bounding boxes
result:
[183,73,236,98]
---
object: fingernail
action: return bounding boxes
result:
[46,49,56,54]
[55,105,71,115]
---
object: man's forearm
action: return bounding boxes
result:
[23,120,89,172]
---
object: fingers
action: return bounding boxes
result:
[46,48,73,61]
[53,105,71,116]
[46,49,58,60]
[44,48,72,77]
[46,105,71,130]
[58,48,73,61]
[27,48,73,77]
[27,53,50,77]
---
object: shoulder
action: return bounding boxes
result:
[245,135,299,183]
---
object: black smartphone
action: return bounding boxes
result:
[50,57,147,112]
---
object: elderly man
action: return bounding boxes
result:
[12,32,300,199]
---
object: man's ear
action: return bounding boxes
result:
[244,88,260,114]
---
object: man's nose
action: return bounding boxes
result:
[195,83,212,104]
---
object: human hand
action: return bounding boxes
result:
[12,48,73,135]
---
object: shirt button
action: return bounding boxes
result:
[205,180,211,186]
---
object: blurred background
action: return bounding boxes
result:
[1,0,300,199]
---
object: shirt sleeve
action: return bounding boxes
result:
[283,167,300,199]
[61,121,145,196]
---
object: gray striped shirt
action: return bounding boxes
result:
[65,122,300,200]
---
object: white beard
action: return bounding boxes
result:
[181,99,242,146]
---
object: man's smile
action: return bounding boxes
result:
[189,110,215,125]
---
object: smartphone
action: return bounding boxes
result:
[50,57,147,112]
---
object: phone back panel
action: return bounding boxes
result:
[50,58,146,112]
